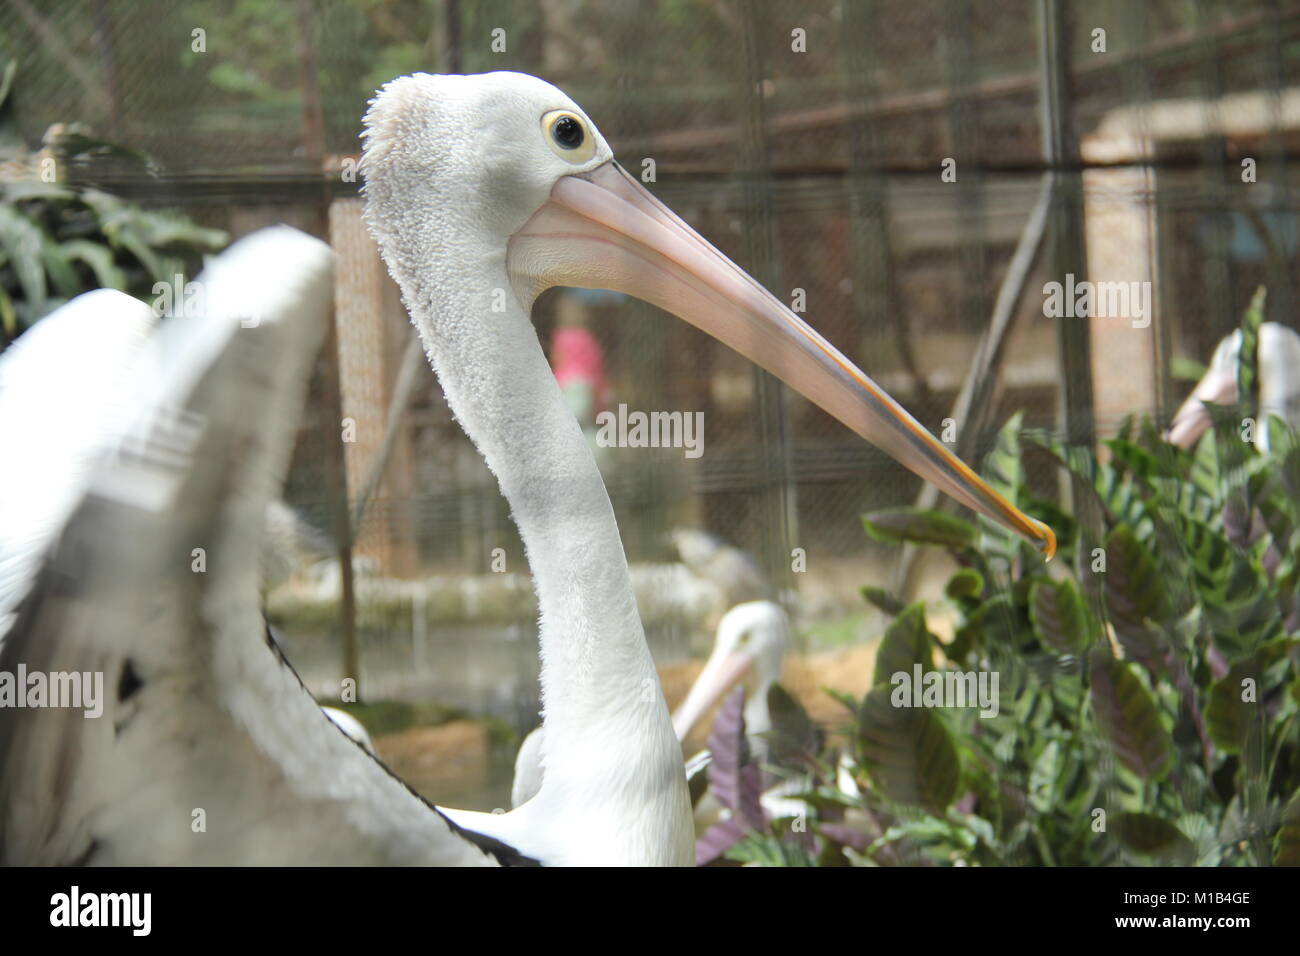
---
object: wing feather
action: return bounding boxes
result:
[0,228,505,865]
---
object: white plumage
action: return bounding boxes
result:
[322,707,377,755]
[0,227,505,865]
[511,599,790,809]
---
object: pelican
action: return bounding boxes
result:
[670,602,827,828]
[1167,322,1300,451]
[671,600,789,755]
[0,71,1052,866]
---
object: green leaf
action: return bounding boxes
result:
[980,414,1029,567]
[1206,638,1296,753]
[822,687,860,717]
[0,204,47,308]
[860,585,905,616]
[1170,354,1208,382]
[1265,414,1298,462]
[1026,436,1152,538]
[945,568,985,602]
[857,685,960,813]
[766,683,822,767]
[1275,792,1300,866]
[1095,461,1155,535]
[1105,436,1181,485]
[1190,425,1222,492]
[114,229,167,285]
[1206,665,1258,756]
[1112,812,1196,864]
[0,180,75,203]
[39,237,79,299]
[1030,577,1094,655]
[1103,524,1169,661]
[984,411,1026,502]
[873,603,934,686]
[726,834,818,867]
[866,815,977,860]
[950,592,1018,662]
[61,238,126,290]
[1027,739,1062,814]
[1237,286,1266,421]
[1178,510,1284,659]
[1204,596,1282,663]
[1089,656,1173,781]
[0,285,15,338]
[0,59,16,109]
[863,507,977,551]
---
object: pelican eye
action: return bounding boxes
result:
[543,110,595,164]
[553,116,582,148]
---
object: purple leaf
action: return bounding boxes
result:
[1089,655,1173,781]
[695,819,747,866]
[706,686,748,811]
[696,686,769,865]
[1223,493,1252,549]
[818,822,871,853]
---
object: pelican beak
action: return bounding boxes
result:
[671,647,756,741]
[508,161,1055,558]
[1166,367,1238,450]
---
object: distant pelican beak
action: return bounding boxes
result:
[508,161,1056,558]
[671,648,756,741]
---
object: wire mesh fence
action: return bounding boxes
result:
[3,0,1298,751]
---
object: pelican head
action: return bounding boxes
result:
[361,71,1055,558]
[361,72,613,272]
[672,600,790,744]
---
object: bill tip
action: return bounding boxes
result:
[1036,521,1058,561]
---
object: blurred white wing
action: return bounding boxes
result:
[0,289,157,638]
[0,227,523,865]
[322,706,376,755]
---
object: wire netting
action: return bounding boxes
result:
[3,2,1298,770]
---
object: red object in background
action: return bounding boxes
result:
[551,325,609,414]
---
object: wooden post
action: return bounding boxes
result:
[318,320,362,697]
[329,198,419,578]
[294,0,362,696]
[1079,129,1161,434]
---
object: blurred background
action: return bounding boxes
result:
[1,0,1297,811]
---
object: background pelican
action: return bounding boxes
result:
[1167,322,1300,450]
[671,600,789,755]
[672,602,836,830]
[0,71,1051,866]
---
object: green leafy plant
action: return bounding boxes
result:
[0,61,227,344]
[0,181,227,341]
[744,289,1299,866]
